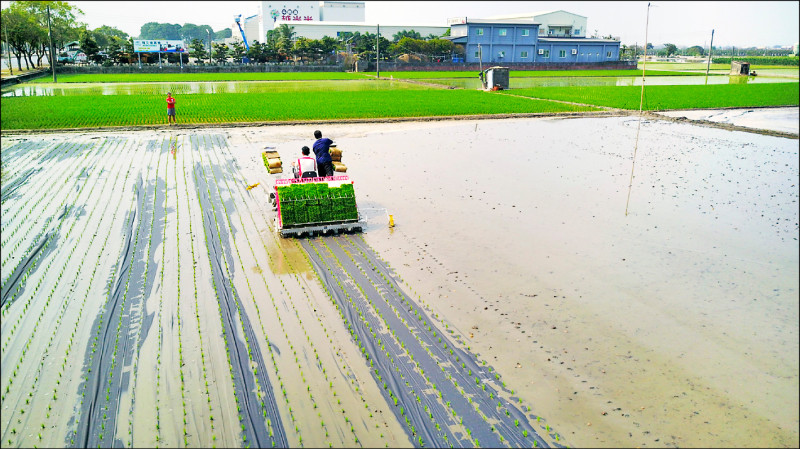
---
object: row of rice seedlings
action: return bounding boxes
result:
[353,235,556,446]
[301,237,426,447]
[340,236,512,444]
[0,138,74,235]
[177,136,218,447]
[208,134,371,447]
[330,235,550,447]
[125,137,168,448]
[0,137,116,402]
[198,135,296,446]
[96,138,161,447]
[1,137,129,447]
[197,136,300,446]
[190,139,254,448]
[0,139,40,196]
[0,138,82,257]
[325,237,463,445]
[58,141,139,448]
[312,237,458,447]
[71,136,160,447]
[0,139,104,349]
[0,138,58,215]
[180,136,221,447]
[0,139,99,314]
[153,144,168,447]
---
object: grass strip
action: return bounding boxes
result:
[502,82,800,110]
[0,87,598,130]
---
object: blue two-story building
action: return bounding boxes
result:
[446,14,620,64]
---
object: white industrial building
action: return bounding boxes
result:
[227,1,446,45]
[487,10,590,38]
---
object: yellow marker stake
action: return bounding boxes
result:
[388,214,395,227]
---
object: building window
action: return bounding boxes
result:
[559,50,566,58]
[476,28,483,36]
[522,29,529,36]
[474,51,480,58]
[499,28,507,36]
[498,51,505,58]
[574,28,580,35]
[521,51,528,58]
[607,51,612,58]
[543,49,550,58]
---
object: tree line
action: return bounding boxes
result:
[619,42,797,60]
[1,1,233,69]
[193,25,460,65]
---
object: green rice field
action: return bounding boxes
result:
[2,68,798,130]
[503,82,800,110]
[0,84,600,130]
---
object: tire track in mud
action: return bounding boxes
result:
[191,135,286,447]
[301,235,561,448]
[72,137,163,448]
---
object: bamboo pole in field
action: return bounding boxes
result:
[625,1,651,217]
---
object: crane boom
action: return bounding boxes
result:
[234,14,251,63]
[234,15,250,50]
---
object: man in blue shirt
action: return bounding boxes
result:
[312,130,335,177]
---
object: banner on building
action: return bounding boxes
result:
[133,40,186,53]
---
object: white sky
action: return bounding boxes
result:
[2,1,798,48]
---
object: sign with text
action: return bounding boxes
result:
[133,40,186,53]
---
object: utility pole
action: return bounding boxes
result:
[47,5,57,82]
[4,21,12,75]
[705,29,714,84]
[376,24,380,78]
[207,29,211,64]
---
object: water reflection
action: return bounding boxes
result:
[1,80,404,97]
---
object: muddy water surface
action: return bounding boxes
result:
[315,115,798,447]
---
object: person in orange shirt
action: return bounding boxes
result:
[166,92,176,125]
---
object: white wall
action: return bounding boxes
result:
[534,11,587,37]
[320,1,365,22]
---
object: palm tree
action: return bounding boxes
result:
[276,24,295,46]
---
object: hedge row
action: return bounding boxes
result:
[712,56,799,66]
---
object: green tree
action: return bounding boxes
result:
[180,23,213,43]
[392,29,421,42]
[685,45,705,56]
[275,23,296,55]
[79,29,101,63]
[663,43,678,57]
[188,38,206,62]
[139,22,181,40]
[212,42,229,63]
[229,40,246,62]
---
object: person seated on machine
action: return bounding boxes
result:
[292,146,318,178]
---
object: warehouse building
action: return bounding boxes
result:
[228,1,446,44]
[447,10,620,64]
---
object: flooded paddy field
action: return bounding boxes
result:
[423,75,794,90]
[1,111,797,448]
[1,79,415,98]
